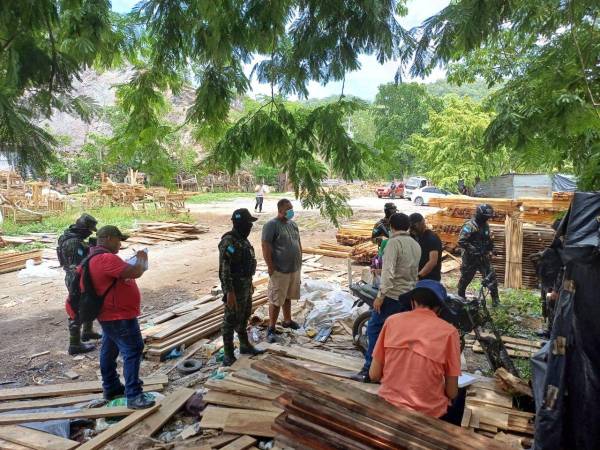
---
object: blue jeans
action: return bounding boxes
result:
[99,318,144,400]
[363,292,412,371]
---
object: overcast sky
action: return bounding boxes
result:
[111,0,449,100]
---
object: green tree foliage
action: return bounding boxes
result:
[0,1,129,172]
[424,79,494,102]
[404,96,513,191]
[369,82,442,179]
[117,0,411,221]
[400,0,600,189]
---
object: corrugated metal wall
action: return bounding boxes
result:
[477,174,553,199]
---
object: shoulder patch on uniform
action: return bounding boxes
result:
[226,244,235,254]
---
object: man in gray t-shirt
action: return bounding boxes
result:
[261,198,302,342]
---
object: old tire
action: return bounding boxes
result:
[176,359,203,374]
[352,311,371,355]
[414,196,424,206]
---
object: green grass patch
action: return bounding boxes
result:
[1,206,189,237]
[186,192,257,204]
[489,288,542,337]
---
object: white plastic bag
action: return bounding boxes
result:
[303,289,356,329]
[18,260,60,278]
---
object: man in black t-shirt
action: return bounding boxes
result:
[409,213,442,281]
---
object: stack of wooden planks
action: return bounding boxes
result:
[127,221,210,245]
[466,332,543,358]
[350,241,378,264]
[303,240,378,264]
[0,249,42,274]
[335,219,376,246]
[504,216,523,289]
[302,242,353,259]
[142,289,268,361]
[520,192,573,224]
[490,224,555,288]
[252,355,507,450]
[429,196,521,222]
[463,377,534,447]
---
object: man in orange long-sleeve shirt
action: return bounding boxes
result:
[369,280,463,423]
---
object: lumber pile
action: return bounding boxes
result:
[490,224,555,288]
[465,332,542,358]
[252,355,506,450]
[336,219,376,246]
[429,196,521,221]
[463,378,534,446]
[520,192,573,224]
[142,289,268,361]
[0,233,57,246]
[303,240,378,264]
[128,221,210,245]
[0,249,42,274]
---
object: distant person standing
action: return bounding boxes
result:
[218,209,265,366]
[262,199,302,343]
[254,182,268,213]
[389,180,397,199]
[409,213,443,281]
[372,202,397,247]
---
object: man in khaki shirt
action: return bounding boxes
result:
[353,213,421,382]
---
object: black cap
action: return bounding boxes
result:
[384,202,397,211]
[97,225,129,241]
[75,213,97,231]
[231,208,258,223]
[409,212,424,224]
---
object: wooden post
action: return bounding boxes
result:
[504,215,523,289]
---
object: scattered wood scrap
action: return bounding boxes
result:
[0,406,137,425]
[128,221,209,245]
[0,249,42,274]
[495,368,533,397]
[466,333,542,359]
[464,378,534,444]
[252,355,506,450]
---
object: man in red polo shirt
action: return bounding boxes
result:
[369,280,462,422]
[89,226,153,409]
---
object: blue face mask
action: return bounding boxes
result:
[285,209,295,220]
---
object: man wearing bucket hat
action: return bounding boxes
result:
[369,280,463,423]
[218,208,265,366]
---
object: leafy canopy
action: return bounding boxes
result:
[0,0,130,172]
[400,0,600,189]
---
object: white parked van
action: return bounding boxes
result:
[404,176,428,201]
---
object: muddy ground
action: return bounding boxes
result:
[0,196,438,386]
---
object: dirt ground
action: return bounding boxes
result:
[0,195,437,387]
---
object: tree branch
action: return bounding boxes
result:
[568,0,600,114]
[44,13,58,100]
[0,33,18,53]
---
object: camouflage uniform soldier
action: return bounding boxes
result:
[218,208,265,366]
[457,204,500,306]
[372,202,397,246]
[57,213,102,355]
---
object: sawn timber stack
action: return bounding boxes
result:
[252,355,507,450]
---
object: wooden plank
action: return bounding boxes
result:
[200,406,279,430]
[224,411,276,438]
[263,343,363,372]
[0,376,167,401]
[149,301,222,340]
[134,388,195,436]
[0,384,164,413]
[221,435,257,450]
[203,391,281,413]
[0,407,137,425]
[0,437,30,449]
[77,403,160,450]
[460,407,472,428]
[205,379,282,400]
[0,425,79,450]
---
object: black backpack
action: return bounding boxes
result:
[68,250,117,322]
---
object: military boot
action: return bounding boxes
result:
[81,321,102,341]
[239,332,265,356]
[222,332,237,367]
[68,320,95,355]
